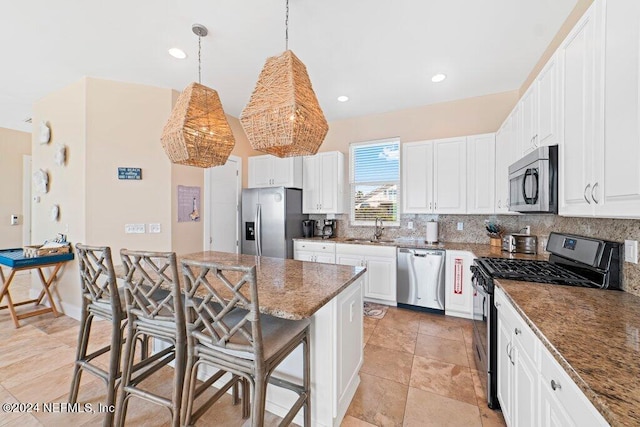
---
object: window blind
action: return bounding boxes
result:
[350,139,400,225]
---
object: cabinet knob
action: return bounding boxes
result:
[495,301,501,307]
[514,328,521,335]
[551,380,561,391]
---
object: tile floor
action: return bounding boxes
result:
[0,273,506,426]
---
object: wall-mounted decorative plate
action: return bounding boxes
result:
[33,169,49,194]
[54,144,66,166]
[39,121,50,144]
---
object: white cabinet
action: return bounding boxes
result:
[537,53,562,148]
[402,137,466,214]
[597,0,640,218]
[248,155,303,188]
[495,287,608,427]
[495,287,538,427]
[335,244,396,304]
[467,133,495,214]
[559,0,605,217]
[293,241,336,264]
[520,86,539,156]
[444,250,474,319]
[303,151,345,214]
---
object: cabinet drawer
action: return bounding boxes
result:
[495,287,537,360]
[295,241,335,254]
[539,345,608,426]
[336,243,396,258]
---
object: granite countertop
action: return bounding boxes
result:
[294,237,549,260]
[496,280,640,426]
[115,251,366,321]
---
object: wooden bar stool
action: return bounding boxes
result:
[116,250,186,427]
[69,244,125,427]
[181,259,311,426]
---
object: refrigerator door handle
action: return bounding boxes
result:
[255,204,262,256]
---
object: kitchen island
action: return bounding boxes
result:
[117,251,366,427]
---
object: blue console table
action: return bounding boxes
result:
[0,248,74,328]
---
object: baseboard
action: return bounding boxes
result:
[28,288,82,320]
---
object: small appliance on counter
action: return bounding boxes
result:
[502,234,538,254]
[426,220,438,244]
[302,220,316,238]
[322,220,336,239]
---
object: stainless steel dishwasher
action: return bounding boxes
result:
[397,248,445,312]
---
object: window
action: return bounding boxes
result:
[350,138,400,226]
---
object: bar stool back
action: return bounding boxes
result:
[116,250,185,427]
[181,259,311,426]
[69,244,123,426]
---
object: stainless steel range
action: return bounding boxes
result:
[470,232,623,409]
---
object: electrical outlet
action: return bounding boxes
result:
[407,221,414,229]
[125,223,146,234]
[457,222,464,231]
[625,240,638,264]
[148,223,161,234]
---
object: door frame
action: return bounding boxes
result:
[203,155,242,252]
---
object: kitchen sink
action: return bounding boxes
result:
[344,238,395,244]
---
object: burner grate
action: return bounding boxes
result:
[477,258,597,288]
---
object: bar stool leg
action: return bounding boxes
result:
[69,309,92,404]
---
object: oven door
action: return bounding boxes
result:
[508,158,551,213]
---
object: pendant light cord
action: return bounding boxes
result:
[285,0,289,51]
[198,35,202,84]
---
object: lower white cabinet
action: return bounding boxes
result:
[293,241,336,264]
[495,287,608,427]
[335,244,396,304]
[444,250,475,319]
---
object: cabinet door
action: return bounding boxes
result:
[520,87,539,155]
[249,156,273,188]
[434,137,467,213]
[319,152,339,212]
[314,253,336,264]
[495,119,510,213]
[467,134,495,214]
[537,54,561,148]
[559,1,603,217]
[513,341,537,427]
[336,280,364,404]
[497,312,513,426]
[540,381,576,427]
[335,254,364,268]
[294,250,315,262]
[302,156,319,213]
[600,0,640,217]
[444,251,474,319]
[402,141,433,213]
[271,157,294,187]
[364,255,396,302]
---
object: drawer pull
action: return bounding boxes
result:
[551,380,561,391]
[514,328,521,335]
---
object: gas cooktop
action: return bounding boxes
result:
[476,257,597,287]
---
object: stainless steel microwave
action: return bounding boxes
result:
[508,145,558,213]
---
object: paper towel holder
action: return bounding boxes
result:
[426,219,439,244]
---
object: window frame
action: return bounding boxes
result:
[349,138,401,227]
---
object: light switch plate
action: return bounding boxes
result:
[457,222,464,231]
[10,215,18,226]
[148,223,161,234]
[625,240,638,264]
[407,221,414,229]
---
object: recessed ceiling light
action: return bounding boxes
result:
[431,73,447,83]
[168,48,187,59]
[337,95,349,102]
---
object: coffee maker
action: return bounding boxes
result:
[302,220,316,238]
[322,220,336,239]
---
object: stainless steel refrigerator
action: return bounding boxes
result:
[241,187,307,258]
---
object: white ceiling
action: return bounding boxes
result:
[1,0,577,133]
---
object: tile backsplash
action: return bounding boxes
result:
[311,213,640,297]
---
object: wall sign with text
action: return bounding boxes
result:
[118,167,142,180]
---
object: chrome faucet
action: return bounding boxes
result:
[373,217,385,241]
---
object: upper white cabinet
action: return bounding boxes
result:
[597,0,640,218]
[537,53,562,148]
[467,133,496,214]
[248,155,303,189]
[303,151,345,214]
[402,137,466,214]
[520,86,539,156]
[558,0,605,217]
[495,113,517,213]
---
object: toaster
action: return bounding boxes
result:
[502,234,538,254]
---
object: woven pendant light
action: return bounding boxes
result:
[161,24,235,168]
[240,1,328,157]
